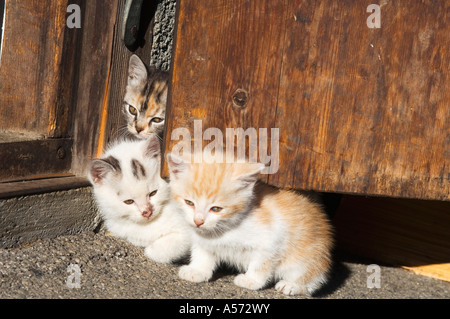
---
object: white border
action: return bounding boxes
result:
[0,0,6,67]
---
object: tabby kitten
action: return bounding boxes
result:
[88,136,190,264]
[167,151,333,296]
[123,54,169,139]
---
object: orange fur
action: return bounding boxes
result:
[123,55,168,139]
[168,153,334,296]
[144,81,168,118]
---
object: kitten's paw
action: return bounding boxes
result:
[144,246,173,264]
[275,280,305,296]
[234,274,266,291]
[179,265,211,283]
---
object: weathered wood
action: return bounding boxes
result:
[0,176,90,199]
[164,0,288,180]
[164,0,449,200]
[53,0,84,139]
[70,1,119,175]
[97,0,130,155]
[273,0,449,200]
[0,0,70,137]
[0,138,73,182]
[0,0,84,182]
[0,0,155,180]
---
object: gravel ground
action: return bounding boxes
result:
[0,230,448,299]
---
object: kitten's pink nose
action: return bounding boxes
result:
[194,218,204,227]
[142,209,153,218]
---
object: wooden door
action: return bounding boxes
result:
[0,0,77,182]
[163,0,449,201]
[0,0,154,197]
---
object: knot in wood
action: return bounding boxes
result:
[57,147,66,159]
[232,89,249,108]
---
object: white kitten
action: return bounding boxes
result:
[88,137,190,264]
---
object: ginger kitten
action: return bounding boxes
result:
[123,54,169,139]
[88,136,190,264]
[167,152,333,296]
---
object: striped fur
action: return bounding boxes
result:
[123,54,169,139]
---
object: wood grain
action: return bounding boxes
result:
[164,0,288,180]
[0,176,90,199]
[70,1,119,175]
[0,0,157,178]
[0,138,72,182]
[273,0,449,200]
[164,0,449,200]
[0,0,71,137]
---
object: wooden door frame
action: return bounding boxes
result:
[0,0,157,198]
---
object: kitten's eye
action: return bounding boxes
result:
[148,190,157,197]
[184,199,195,207]
[124,199,134,205]
[129,106,138,116]
[210,206,223,213]
[151,117,163,123]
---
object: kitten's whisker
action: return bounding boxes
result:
[116,124,135,140]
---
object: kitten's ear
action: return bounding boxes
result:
[233,162,265,189]
[88,157,120,185]
[166,153,188,180]
[158,82,168,105]
[128,54,148,84]
[144,135,161,159]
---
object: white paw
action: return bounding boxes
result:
[144,246,173,264]
[178,265,211,283]
[234,274,265,291]
[275,280,305,296]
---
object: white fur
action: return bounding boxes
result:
[167,153,330,296]
[178,204,326,295]
[178,204,286,289]
[89,139,191,264]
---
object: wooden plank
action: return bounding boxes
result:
[165,0,449,200]
[70,1,119,175]
[0,0,70,136]
[0,176,90,199]
[0,138,73,182]
[334,195,450,282]
[272,0,449,200]
[52,0,84,139]
[163,0,288,178]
